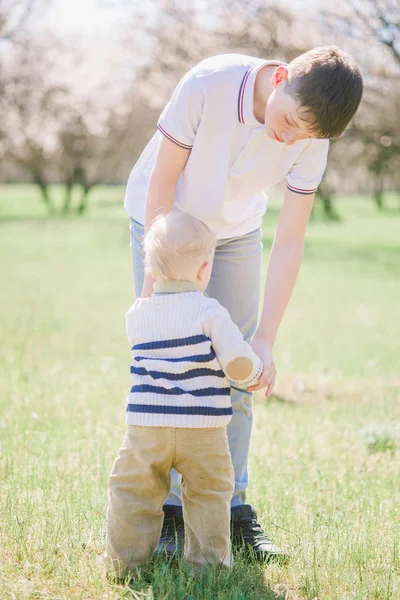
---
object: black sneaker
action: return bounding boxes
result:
[154,504,185,556]
[231,504,289,563]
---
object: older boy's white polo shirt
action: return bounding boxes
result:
[125,53,329,239]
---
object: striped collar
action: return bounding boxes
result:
[237,60,286,127]
[153,280,198,295]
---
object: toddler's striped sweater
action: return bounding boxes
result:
[125,284,263,428]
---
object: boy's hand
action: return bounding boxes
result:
[247,335,276,397]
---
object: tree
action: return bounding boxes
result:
[56,94,159,214]
[351,92,400,209]
[321,0,400,208]
[1,33,159,214]
[323,0,400,65]
[0,0,37,42]
[1,38,72,212]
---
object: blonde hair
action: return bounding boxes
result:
[144,211,216,281]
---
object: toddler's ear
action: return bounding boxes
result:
[197,261,209,282]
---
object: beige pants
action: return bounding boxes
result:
[105,425,234,578]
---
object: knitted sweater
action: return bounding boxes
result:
[125,283,263,428]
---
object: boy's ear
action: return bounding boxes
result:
[197,261,209,281]
[272,65,289,88]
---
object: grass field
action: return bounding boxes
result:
[0,185,399,599]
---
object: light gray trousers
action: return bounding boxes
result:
[130,218,262,506]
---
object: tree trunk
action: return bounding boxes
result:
[62,181,73,215]
[33,173,53,214]
[374,190,384,210]
[373,182,384,210]
[372,175,386,210]
[317,185,340,221]
[76,184,93,215]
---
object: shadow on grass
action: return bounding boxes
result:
[113,552,287,600]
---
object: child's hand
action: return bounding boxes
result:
[247,336,276,397]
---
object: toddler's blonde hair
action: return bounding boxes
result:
[144,211,216,281]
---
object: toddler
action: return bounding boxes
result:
[105,211,263,578]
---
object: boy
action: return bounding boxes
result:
[106,211,264,578]
[124,47,363,560]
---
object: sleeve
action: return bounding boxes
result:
[125,300,141,345]
[286,138,329,195]
[157,67,204,150]
[204,302,263,389]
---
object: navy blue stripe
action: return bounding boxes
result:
[127,404,233,416]
[132,334,210,351]
[134,351,216,363]
[131,366,225,380]
[130,384,230,397]
[237,69,249,123]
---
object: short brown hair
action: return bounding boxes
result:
[286,46,363,139]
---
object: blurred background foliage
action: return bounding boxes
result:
[0,0,399,216]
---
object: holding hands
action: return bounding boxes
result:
[247,334,276,398]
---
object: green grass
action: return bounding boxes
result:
[0,185,399,599]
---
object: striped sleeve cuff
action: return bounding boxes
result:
[157,122,193,150]
[286,183,318,195]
